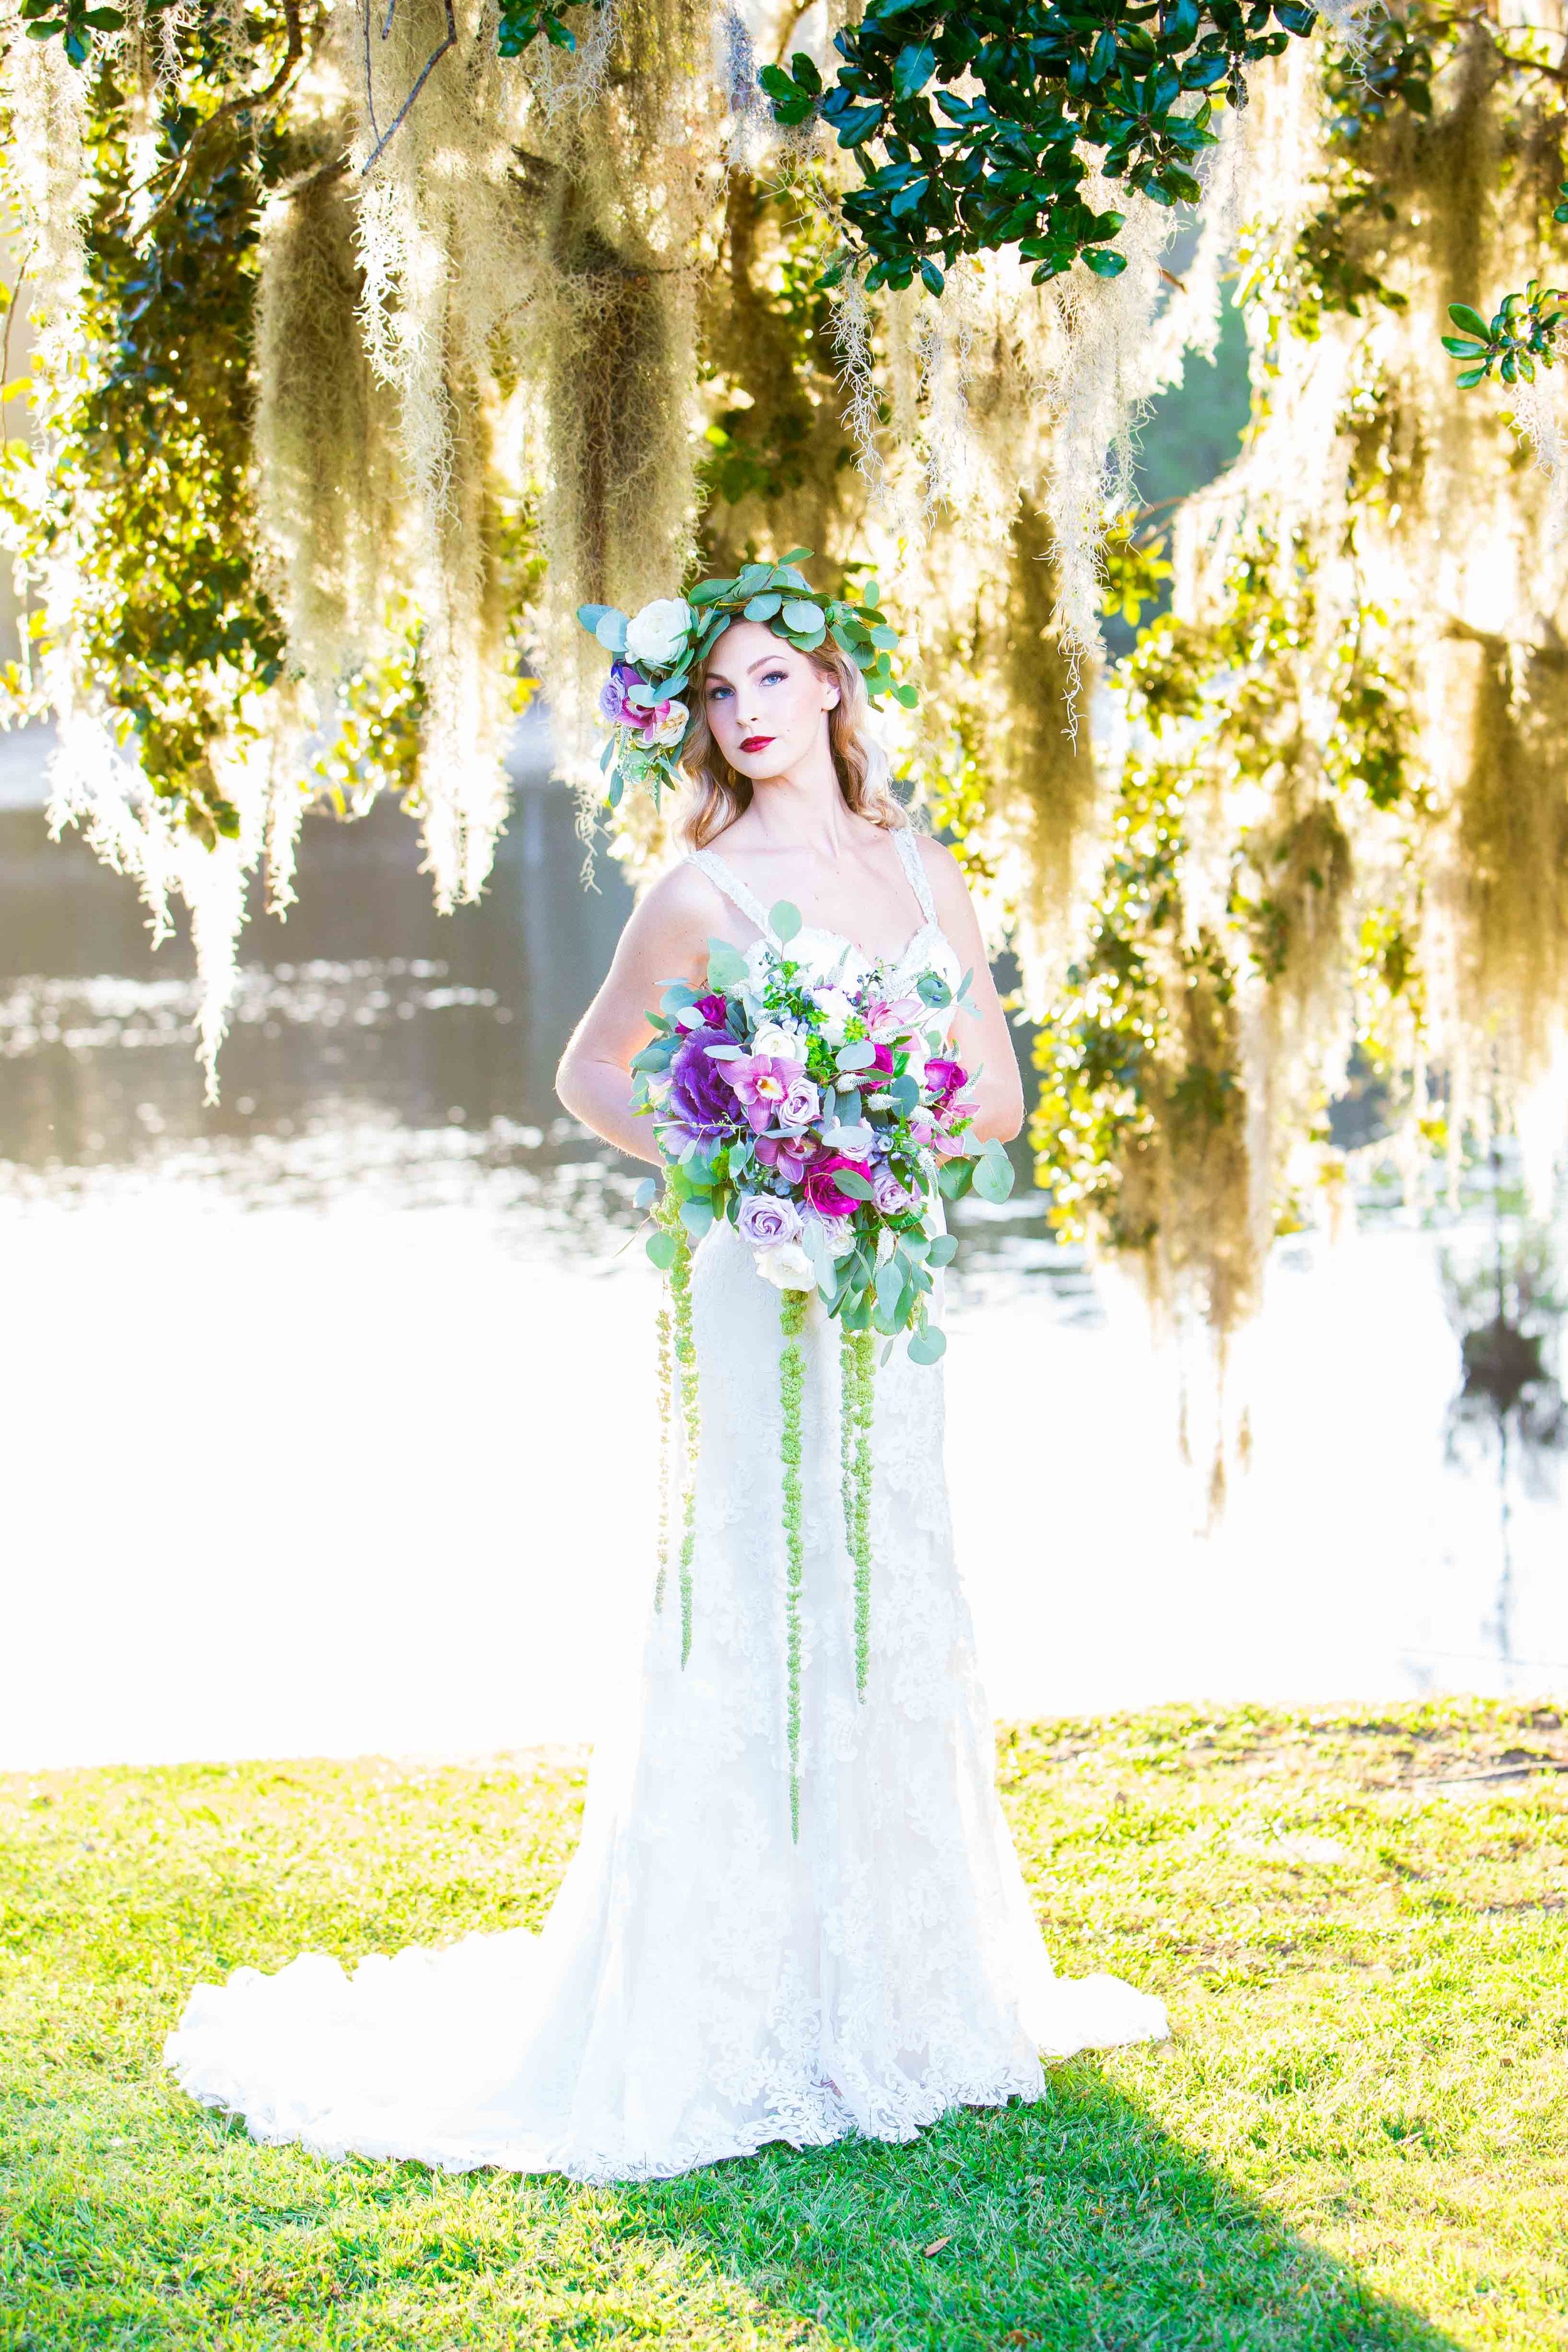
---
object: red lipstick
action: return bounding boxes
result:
[739,734,774,753]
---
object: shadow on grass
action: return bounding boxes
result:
[618,2063,1463,2352]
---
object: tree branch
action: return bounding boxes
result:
[134,0,307,245]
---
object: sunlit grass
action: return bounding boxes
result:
[2,1702,1565,2349]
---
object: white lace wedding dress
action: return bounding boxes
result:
[164,829,1168,2183]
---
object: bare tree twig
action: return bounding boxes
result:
[360,0,460,175]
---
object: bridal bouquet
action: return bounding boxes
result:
[630,901,1013,1365]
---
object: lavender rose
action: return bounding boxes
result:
[738,1193,803,1248]
[872,1166,913,1217]
[668,1029,739,1136]
[778,1078,820,1131]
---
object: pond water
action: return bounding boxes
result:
[3,743,1564,1769]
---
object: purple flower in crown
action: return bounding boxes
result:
[600,661,689,751]
[667,1029,740,1138]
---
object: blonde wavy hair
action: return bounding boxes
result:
[675,637,905,849]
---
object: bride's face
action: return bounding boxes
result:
[699,620,840,783]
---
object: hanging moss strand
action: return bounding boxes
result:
[780,1288,809,1843]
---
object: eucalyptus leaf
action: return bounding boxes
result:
[706,937,749,992]
[973,1138,1016,1204]
[906,1324,947,1365]
[770,899,803,943]
[632,1177,658,1210]
[646,1231,679,1270]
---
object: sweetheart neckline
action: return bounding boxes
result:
[784,916,954,976]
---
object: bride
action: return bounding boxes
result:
[164,580,1168,2183]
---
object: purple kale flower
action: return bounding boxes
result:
[667,1029,741,1137]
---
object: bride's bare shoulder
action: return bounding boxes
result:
[620,855,731,960]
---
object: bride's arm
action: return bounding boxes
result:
[556,864,721,1162]
[915,836,1027,1145]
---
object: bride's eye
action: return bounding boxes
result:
[707,681,733,702]
[762,669,787,686]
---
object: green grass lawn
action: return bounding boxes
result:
[2,1700,1565,2350]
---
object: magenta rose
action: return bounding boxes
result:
[867,1042,896,1077]
[668,1029,740,1137]
[803,1150,871,1219]
[924,1057,968,1107]
[694,992,728,1027]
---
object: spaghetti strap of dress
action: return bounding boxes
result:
[892,826,939,927]
[686,849,778,945]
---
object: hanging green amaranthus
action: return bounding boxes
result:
[840,1326,876,1698]
[779,1288,808,1842]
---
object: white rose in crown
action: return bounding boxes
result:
[625,598,693,672]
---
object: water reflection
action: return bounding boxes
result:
[1,777,1564,1768]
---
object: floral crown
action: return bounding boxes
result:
[576,549,916,808]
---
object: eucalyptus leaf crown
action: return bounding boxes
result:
[576,549,916,809]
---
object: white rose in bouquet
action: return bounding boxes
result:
[756,1241,815,1291]
[625,598,693,671]
[754,1020,808,1062]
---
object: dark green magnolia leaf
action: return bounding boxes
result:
[892,39,936,98]
[1447,303,1492,342]
[1441,336,1490,358]
[789,47,822,93]
[1084,248,1128,278]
